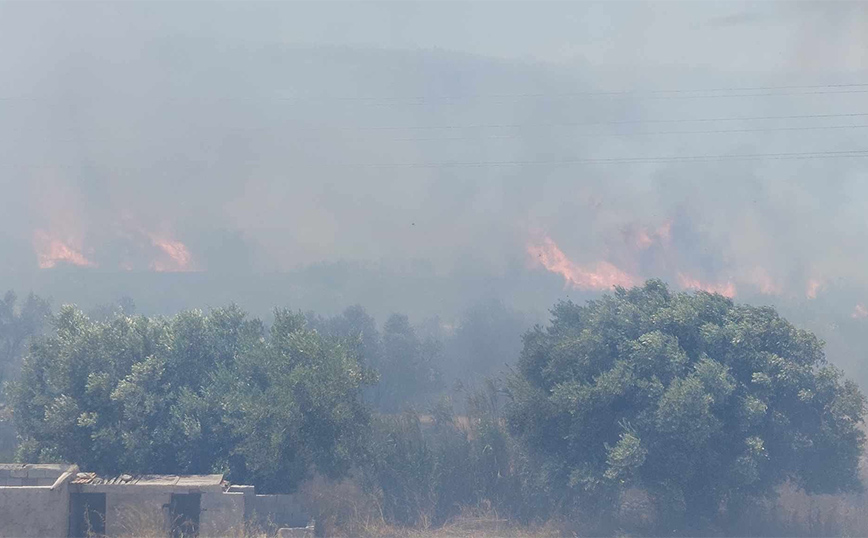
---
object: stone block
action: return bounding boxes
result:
[10,469,28,478]
[277,527,314,538]
[27,469,50,479]
[5,478,22,486]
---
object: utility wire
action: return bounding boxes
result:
[321,112,868,131]
[309,82,868,101]
[339,150,868,168]
[377,123,868,141]
[306,88,868,104]
[4,83,868,103]
[13,122,868,143]
[6,150,868,169]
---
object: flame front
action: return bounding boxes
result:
[625,219,672,251]
[806,278,825,299]
[748,267,782,295]
[149,235,195,272]
[677,273,737,298]
[33,230,96,269]
[528,236,637,290]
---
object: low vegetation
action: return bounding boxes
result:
[2,281,866,536]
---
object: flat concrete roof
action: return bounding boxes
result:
[0,464,79,489]
[72,472,225,487]
[0,464,74,472]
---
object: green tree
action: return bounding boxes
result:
[11,305,371,493]
[305,305,382,370]
[0,291,51,395]
[443,299,529,385]
[506,280,866,531]
[216,309,373,492]
[375,314,442,412]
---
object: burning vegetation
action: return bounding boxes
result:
[527,223,824,301]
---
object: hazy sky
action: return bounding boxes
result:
[4,2,867,73]
[2,1,868,308]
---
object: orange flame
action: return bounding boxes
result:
[852,304,868,319]
[748,267,782,295]
[677,273,736,297]
[149,235,195,272]
[806,278,824,299]
[656,220,672,243]
[625,219,672,250]
[528,236,638,290]
[634,228,654,250]
[33,230,96,269]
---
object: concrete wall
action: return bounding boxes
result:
[248,494,309,532]
[0,465,252,537]
[0,486,70,538]
[200,491,245,537]
[94,488,246,537]
[0,464,68,486]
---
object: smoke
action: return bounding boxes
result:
[2,2,868,380]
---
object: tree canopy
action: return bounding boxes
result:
[5,284,867,532]
[0,290,51,397]
[309,306,443,413]
[11,305,372,492]
[507,280,866,527]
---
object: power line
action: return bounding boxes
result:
[5,111,868,135]
[313,82,868,102]
[4,83,868,104]
[5,150,867,170]
[325,112,868,131]
[12,122,868,143]
[342,150,868,168]
[382,123,868,142]
[312,88,868,105]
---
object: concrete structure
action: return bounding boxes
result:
[0,464,309,538]
[245,493,309,531]
[0,464,78,538]
[71,472,245,537]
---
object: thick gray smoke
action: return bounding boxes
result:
[2,2,868,380]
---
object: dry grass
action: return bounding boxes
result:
[109,504,264,538]
[112,505,165,538]
[298,475,567,538]
[112,444,868,537]
[299,475,868,537]
[752,448,868,537]
[322,504,567,538]
[405,505,565,538]
[768,483,868,537]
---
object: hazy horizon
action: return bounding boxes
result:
[3,1,868,383]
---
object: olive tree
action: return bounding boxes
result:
[507,280,865,530]
[11,305,372,493]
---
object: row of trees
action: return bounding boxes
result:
[0,291,51,400]
[2,281,866,534]
[0,291,52,459]
[10,306,370,490]
[354,282,866,534]
[0,293,528,488]
[305,300,528,412]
